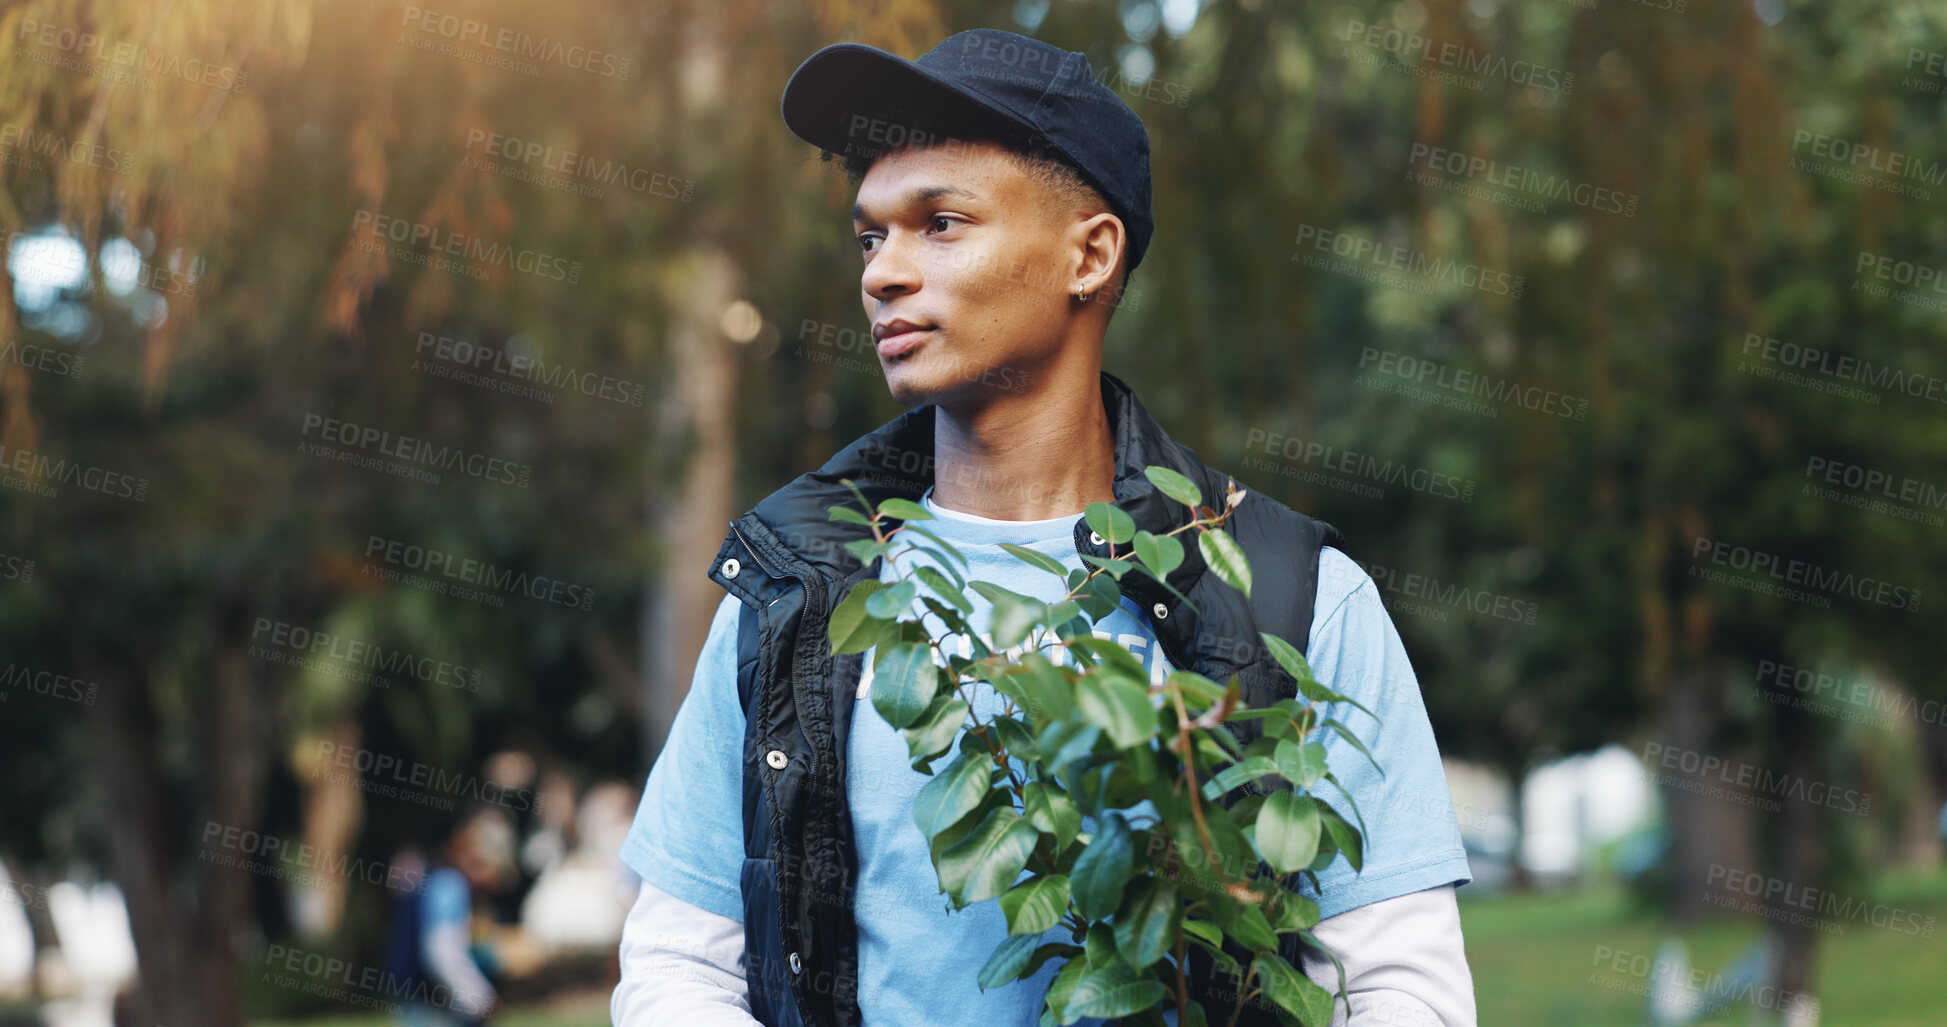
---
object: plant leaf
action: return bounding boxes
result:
[1024,782,1082,850]
[1069,812,1134,919]
[827,504,873,525]
[999,874,1071,935]
[1227,904,1279,953]
[870,642,940,729]
[1111,876,1180,969]
[1253,790,1321,874]
[1078,553,1134,578]
[1319,718,1383,775]
[1074,572,1123,620]
[1200,755,1280,802]
[1275,739,1329,789]
[999,542,1072,580]
[976,931,1043,990]
[1084,501,1137,544]
[1043,955,1089,1026]
[1253,952,1335,1027]
[939,807,1039,904]
[1066,972,1167,1021]
[1258,632,1374,718]
[913,754,991,841]
[1076,674,1156,749]
[879,497,933,521]
[828,580,887,654]
[915,565,973,612]
[1131,529,1185,580]
[1315,799,1364,872]
[995,653,1074,725]
[903,696,968,766]
[1143,466,1202,508]
[864,579,918,619]
[1198,528,1252,599]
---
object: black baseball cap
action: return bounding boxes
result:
[780,28,1154,272]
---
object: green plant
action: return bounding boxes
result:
[826,466,1379,1027]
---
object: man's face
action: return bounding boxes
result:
[851,139,1083,409]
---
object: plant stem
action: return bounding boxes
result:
[1174,932,1189,1022]
[1169,684,1229,889]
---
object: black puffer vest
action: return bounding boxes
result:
[703,371,1346,1026]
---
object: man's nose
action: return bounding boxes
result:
[862,231,922,300]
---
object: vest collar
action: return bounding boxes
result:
[722,371,1230,595]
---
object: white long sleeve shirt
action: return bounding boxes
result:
[611,878,1475,1026]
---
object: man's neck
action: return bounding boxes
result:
[929,371,1117,521]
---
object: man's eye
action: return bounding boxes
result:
[858,234,881,253]
[929,215,956,233]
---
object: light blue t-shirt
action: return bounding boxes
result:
[623,486,1470,1025]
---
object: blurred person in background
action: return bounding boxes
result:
[387,805,516,1026]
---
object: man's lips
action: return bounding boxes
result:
[875,326,933,357]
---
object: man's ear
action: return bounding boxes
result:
[1068,211,1126,298]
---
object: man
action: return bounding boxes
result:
[614,27,1476,1027]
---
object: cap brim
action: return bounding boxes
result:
[780,43,1042,161]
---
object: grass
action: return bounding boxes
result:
[1462,871,1947,1026]
[253,992,609,1027]
[253,875,1947,1026]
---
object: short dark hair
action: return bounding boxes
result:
[821,128,1133,297]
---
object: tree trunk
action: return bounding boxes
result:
[643,249,741,764]
[86,600,271,1027]
[1764,688,1824,1009]
[1658,666,1751,925]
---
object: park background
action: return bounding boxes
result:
[2,0,1945,1024]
